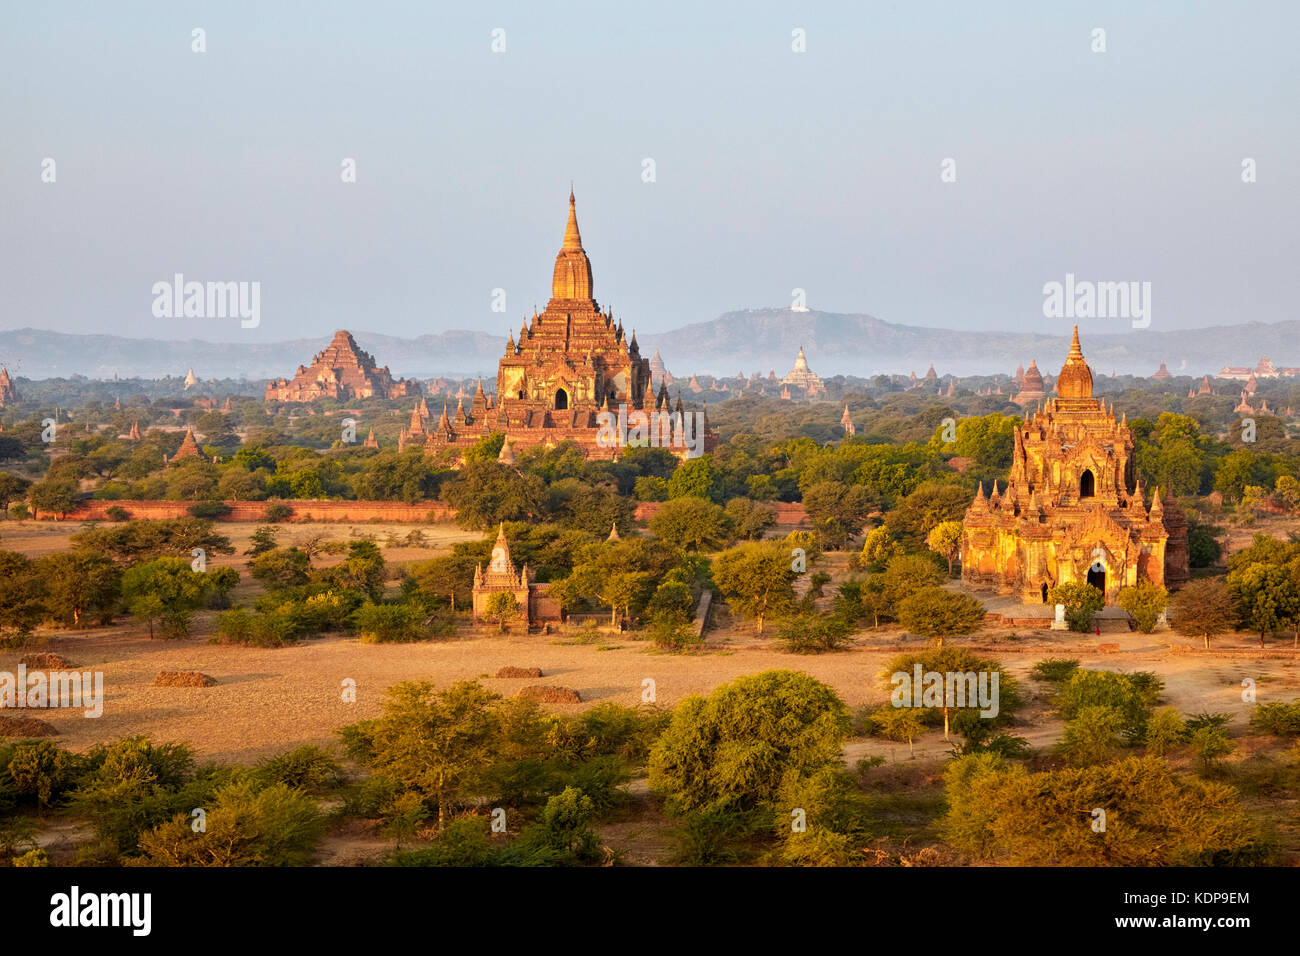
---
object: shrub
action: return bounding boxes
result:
[1047,582,1105,632]
[104,505,131,522]
[1250,701,1300,737]
[188,502,232,519]
[264,503,294,522]
[1030,658,1080,684]
[353,602,431,644]
[254,746,344,793]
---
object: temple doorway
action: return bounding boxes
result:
[1041,583,1049,604]
[1087,564,1106,597]
[555,388,569,410]
[1080,469,1095,498]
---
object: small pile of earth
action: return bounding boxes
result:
[496,666,543,678]
[0,716,59,737]
[20,653,76,669]
[154,671,218,687]
[516,685,581,704]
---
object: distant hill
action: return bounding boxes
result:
[2,313,1297,381]
[640,310,1300,379]
[0,328,503,381]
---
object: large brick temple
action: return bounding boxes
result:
[961,327,1189,604]
[400,191,717,461]
[265,330,421,403]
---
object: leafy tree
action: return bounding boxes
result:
[440,461,545,529]
[354,680,502,829]
[0,551,50,645]
[896,587,985,647]
[1145,708,1187,757]
[711,541,798,635]
[941,755,1261,865]
[1117,582,1168,634]
[880,647,1019,740]
[481,591,523,634]
[723,497,776,541]
[248,547,311,590]
[1227,560,1300,647]
[1056,669,1157,740]
[1047,581,1105,632]
[27,478,78,519]
[801,480,876,550]
[1171,578,1237,649]
[875,707,924,758]
[926,520,964,577]
[121,557,211,639]
[857,526,903,572]
[35,552,122,627]
[1190,726,1233,775]
[648,670,850,814]
[0,472,31,515]
[666,456,722,502]
[649,496,732,552]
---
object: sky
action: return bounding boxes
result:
[2,0,1297,345]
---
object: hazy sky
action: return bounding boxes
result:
[2,0,1297,344]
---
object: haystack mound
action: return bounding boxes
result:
[0,716,59,737]
[20,653,76,669]
[154,671,218,688]
[496,666,543,678]
[516,685,581,704]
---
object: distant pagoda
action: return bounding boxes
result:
[265,330,420,403]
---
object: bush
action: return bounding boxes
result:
[188,502,232,519]
[254,746,344,794]
[1047,582,1105,632]
[353,602,432,644]
[1250,701,1300,737]
[1030,658,1080,684]
[104,505,131,522]
[134,780,324,866]
[264,503,294,522]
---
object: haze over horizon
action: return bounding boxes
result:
[3,1,1297,346]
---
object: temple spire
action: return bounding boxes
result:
[563,188,583,252]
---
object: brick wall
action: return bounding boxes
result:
[62,499,458,523]
[633,500,809,527]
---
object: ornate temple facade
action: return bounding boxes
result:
[961,328,1189,604]
[471,524,562,627]
[402,191,717,462]
[265,330,420,403]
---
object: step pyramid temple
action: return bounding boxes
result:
[401,191,717,461]
[961,327,1189,604]
[265,330,421,403]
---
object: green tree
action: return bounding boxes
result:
[801,480,876,551]
[1047,581,1105,632]
[649,496,732,552]
[896,587,985,647]
[0,551,50,645]
[1058,705,1123,767]
[357,680,502,829]
[648,670,850,814]
[926,520,964,577]
[27,478,78,519]
[121,557,211,639]
[941,755,1261,865]
[711,541,798,635]
[1117,582,1168,634]
[481,591,522,634]
[666,456,722,502]
[35,552,122,627]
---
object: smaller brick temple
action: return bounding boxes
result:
[471,524,563,627]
